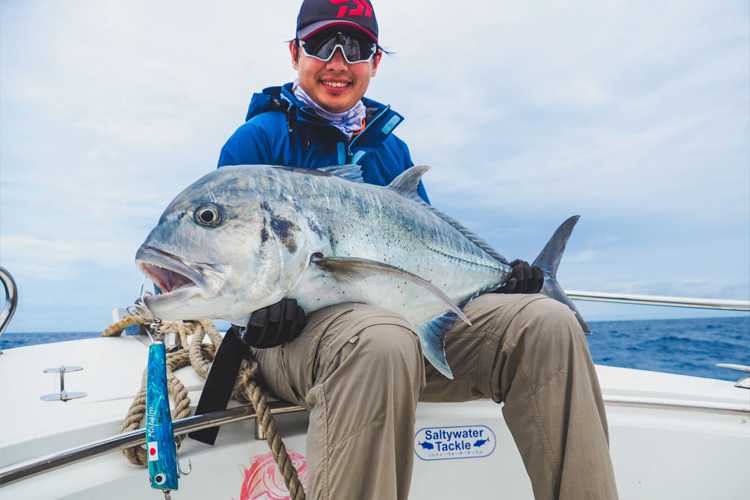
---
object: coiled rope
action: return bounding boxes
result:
[103,311,305,500]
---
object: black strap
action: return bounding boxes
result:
[188,328,249,445]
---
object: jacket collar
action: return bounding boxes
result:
[245,83,404,152]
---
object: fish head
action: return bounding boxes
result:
[135,166,313,323]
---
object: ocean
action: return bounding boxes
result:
[1,316,748,382]
[585,316,749,381]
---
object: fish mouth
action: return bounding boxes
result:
[135,246,217,299]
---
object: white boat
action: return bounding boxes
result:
[0,269,748,499]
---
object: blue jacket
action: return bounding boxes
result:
[217,83,429,203]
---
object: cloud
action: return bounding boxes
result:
[1,235,135,280]
[0,0,748,331]
[565,250,596,264]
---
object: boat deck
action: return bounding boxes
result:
[0,336,748,499]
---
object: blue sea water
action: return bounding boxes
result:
[585,316,749,381]
[1,316,748,382]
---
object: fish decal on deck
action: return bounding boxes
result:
[237,450,307,500]
[136,164,588,379]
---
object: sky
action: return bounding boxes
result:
[1,0,748,333]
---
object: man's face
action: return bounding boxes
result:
[291,35,381,114]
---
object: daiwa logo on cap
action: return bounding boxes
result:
[330,0,373,18]
[147,441,159,461]
[414,425,496,461]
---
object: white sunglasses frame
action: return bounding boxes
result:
[299,38,377,65]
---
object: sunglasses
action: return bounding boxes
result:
[300,32,377,64]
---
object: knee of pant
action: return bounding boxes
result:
[508,298,588,371]
[357,323,422,369]
[336,322,423,394]
[336,304,420,358]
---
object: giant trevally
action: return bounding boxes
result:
[135,164,588,379]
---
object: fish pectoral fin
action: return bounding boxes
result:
[418,316,456,379]
[311,255,471,326]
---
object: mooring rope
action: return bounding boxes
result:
[103,314,305,500]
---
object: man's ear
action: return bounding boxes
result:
[371,53,382,77]
[290,41,300,70]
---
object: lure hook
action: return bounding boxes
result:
[179,459,192,477]
[139,277,147,300]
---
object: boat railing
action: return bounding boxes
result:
[566,290,750,311]
[0,266,19,354]
[0,400,306,487]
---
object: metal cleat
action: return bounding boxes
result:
[40,366,87,402]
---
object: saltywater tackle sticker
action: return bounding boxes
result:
[414,425,496,461]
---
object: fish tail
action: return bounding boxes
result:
[532,216,591,333]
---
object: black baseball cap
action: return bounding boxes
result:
[296,0,378,43]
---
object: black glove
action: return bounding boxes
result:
[497,260,545,294]
[234,298,306,349]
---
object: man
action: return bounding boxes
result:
[214,1,619,498]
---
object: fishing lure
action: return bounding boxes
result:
[146,318,189,499]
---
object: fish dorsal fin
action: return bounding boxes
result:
[388,165,508,265]
[388,165,430,200]
[317,164,365,183]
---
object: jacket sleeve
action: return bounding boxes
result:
[217,119,274,167]
[399,139,431,204]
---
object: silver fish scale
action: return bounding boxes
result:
[268,168,510,299]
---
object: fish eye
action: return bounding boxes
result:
[193,203,223,227]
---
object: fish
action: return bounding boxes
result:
[472,438,490,448]
[135,164,589,379]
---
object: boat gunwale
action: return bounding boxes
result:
[1,392,748,487]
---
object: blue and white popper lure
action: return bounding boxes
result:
[146,318,190,499]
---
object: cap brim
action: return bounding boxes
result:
[298,20,377,43]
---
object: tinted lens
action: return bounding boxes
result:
[303,33,375,62]
[315,36,361,61]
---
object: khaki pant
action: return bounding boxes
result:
[251,293,618,500]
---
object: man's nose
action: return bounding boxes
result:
[325,47,349,70]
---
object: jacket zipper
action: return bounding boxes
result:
[347,105,391,157]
